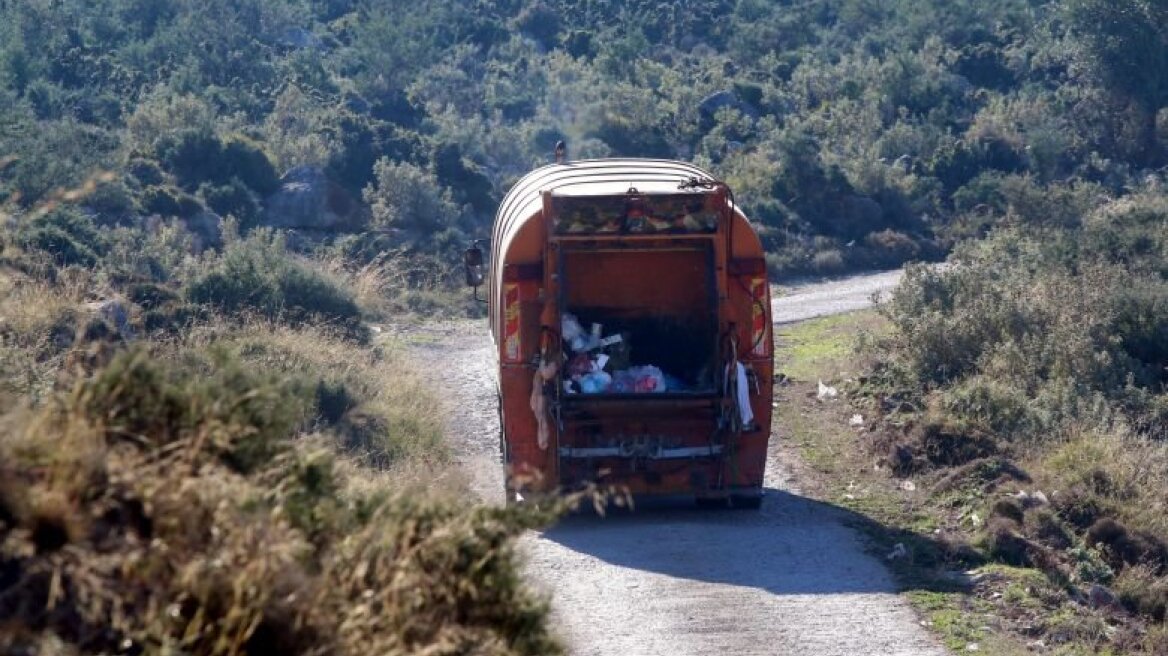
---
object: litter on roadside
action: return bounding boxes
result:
[816,380,838,400]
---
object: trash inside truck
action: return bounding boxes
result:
[464,158,773,508]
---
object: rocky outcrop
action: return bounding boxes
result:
[262,165,362,232]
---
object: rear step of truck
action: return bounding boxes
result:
[552,393,742,498]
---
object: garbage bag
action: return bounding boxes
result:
[562,313,584,343]
[579,371,613,394]
[567,353,593,378]
[611,365,666,393]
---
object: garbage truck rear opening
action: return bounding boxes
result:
[474,159,773,507]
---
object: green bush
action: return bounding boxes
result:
[363,158,461,237]
[185,231,363,334]
[154,130,279,197]
[880,212,1168,442]
[126,157,167,186]
[154,128,223,189]
[140,184,203,218]
[15,206,108,267]
[82,348,310,473]
[199,177,260,227]
[83,179,137,225]
[220,135,281,195]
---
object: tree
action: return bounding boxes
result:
[1065,0,1168,162]
[362,158,460,236]
[1065,0,1168,110]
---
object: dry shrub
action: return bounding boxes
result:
[1025,508,1073,550]
[0,268,90,345]
[319,250,479,321]
[1040,430,1168,538]
[1085,519,1168,574]
[931,456,1031,495]
[914,416,999,467]
[0,348,564,656]
[206,323,446,466]
[810,248,845,274]
[0,268,93,408]
[1114,566,1168,621]
[983,516,1034,567]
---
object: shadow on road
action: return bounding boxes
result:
[538,487,976,597]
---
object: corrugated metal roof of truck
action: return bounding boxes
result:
[493,159,715,250]
[488,159,731,341]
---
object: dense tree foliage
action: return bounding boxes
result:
[1,0,1166,275]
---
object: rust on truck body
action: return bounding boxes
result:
[487,159,773,504]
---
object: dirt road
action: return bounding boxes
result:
[773,269,904,324]
[414,269,946,656]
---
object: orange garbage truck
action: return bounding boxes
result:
[464,158,773,508]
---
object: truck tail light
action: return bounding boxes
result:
[503,283,521,362]
[750,276,769,356]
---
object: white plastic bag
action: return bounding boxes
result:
[561,313,585,351]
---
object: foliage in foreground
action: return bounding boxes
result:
[0,349,564,656]
[858,187,1168,642]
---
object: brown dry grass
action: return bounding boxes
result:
[778,310,1168,654]
[0,343,564,656]
[0,233,554,654]
[0,264,95,410]
[193,321,448,468]
[320,251,482,322]
[1035,428,1168,539]
[0,186,558,654]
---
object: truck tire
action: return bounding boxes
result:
[695,497,729,510]
[730,493,764,510]
[496,388,506,464]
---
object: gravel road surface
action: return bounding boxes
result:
[413,269,947,656]
[773,269,904,324]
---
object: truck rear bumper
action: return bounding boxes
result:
[558,444,724,459]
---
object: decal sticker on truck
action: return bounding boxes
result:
[751,277,768,356]
[503,283,521,362]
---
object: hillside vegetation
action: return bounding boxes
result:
[852,189,1168,649]
[2,0,1167,653]
[0,217,572,653]
[2,0,1166,275]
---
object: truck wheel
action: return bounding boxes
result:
[695,497,728,510]
[730,493,764,510]
[496,390,506,464]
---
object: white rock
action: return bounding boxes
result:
[263,165,355,231]
[849,413,864,427]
